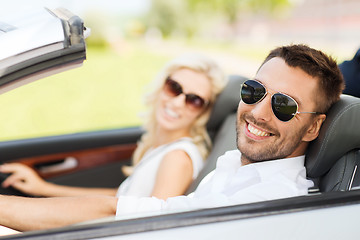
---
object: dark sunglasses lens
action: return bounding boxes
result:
[165,79,182,96]
[186,94,205,109]
[271,93,298,122]
[241,80,266,104]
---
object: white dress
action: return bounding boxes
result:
[116,138,204,197]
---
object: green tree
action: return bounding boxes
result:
[144,0,292,39]
[144,0,186,38]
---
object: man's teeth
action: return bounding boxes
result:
[248,124,270,137]
[165,107,179,118]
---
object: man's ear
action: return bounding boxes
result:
[302,114,326,142]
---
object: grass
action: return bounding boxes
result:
[0,43,172,141]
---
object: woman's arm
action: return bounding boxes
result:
[0,163,118,197]
[0,195,118,231]
[151,150,193,200]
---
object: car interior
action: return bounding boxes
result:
[1,74,360,240]
[0,75,244,197]
[1,74,360,198]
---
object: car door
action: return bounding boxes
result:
[0,127,143,196]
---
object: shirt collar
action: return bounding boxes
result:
[217,150,306,177]
[242,155,306,179]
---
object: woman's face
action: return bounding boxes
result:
[155,68,212,135]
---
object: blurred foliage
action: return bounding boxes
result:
[143,0,192,38]
[185,0,291,23]
[143,0,292,38]
[82,0,293,47]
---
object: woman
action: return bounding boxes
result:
[0,53,226,200]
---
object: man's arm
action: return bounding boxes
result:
[0,195,117,231]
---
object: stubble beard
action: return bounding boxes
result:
[236,113,309,163]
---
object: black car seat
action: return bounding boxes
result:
[305,94,360,192]
[186,75,245,194]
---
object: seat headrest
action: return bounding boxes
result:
[306,94,360,178]
[207,75,246,131]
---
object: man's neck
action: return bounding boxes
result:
[240,156,252,166]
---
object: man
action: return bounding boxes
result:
[0,44,344,231]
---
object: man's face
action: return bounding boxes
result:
[236,57,324,164]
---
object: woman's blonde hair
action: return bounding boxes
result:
[123,53,226,176]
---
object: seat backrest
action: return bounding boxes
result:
[305,94,360,192]
[206,75,246,139]
[186,75,245,194]
[319,149,360,191]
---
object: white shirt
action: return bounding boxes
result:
[116,150,314,217]
[116,138,204,197]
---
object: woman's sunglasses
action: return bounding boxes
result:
[163,77,208,110]
[240,79,321,122]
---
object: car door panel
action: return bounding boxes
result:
[0,127,143,195]
[0,127,142,161]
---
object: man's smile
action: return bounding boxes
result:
[245,122,274,139]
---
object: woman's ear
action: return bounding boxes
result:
[302,114,326,142]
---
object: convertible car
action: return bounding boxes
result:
[1,7,360,240]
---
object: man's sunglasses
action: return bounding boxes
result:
[163,77,208,110]
[240,79,321,122]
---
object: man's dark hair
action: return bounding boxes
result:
[260,44,345,113]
